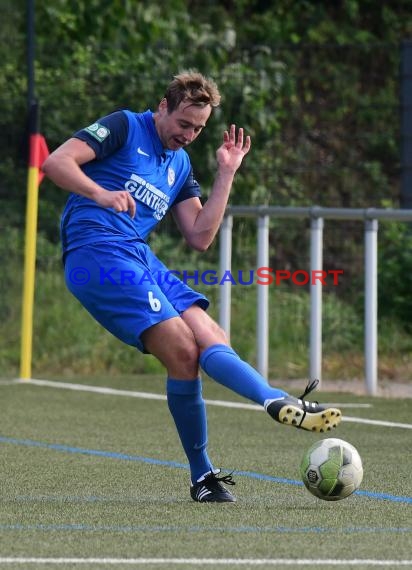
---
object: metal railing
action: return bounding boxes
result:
[218,206,412,395]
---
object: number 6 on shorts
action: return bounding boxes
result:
[148,290,161,312]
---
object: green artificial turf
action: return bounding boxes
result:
[0,375,411,569]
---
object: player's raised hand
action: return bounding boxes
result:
[216,124,251,174]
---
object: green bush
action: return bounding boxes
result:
[378,221,412,332]
[1,225,411,381]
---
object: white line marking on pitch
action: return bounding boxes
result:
[0,558,411,566]
[13,378,369,407]
[15,378,412,429]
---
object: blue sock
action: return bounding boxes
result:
[199,344,288,406]
[166,378,214,484]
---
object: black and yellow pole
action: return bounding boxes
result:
[20,0,49,379]
[20,104,49,379]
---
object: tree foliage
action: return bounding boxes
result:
[2,1,412,304]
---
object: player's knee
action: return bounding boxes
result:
[142,317,201,377]
[169,337,200,377]
[184,309,229,348]
[201,320,228,347]
[176,333,199,359]
[213,323,228,344]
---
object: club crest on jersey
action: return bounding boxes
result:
[85,122,110,142]
[168,167,175,187]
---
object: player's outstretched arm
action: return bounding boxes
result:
[173,125,251,251]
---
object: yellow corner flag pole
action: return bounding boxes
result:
[20,102,49,380]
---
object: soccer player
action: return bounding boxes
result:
[43,71,342,503]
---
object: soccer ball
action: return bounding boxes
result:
[300,438,363,501]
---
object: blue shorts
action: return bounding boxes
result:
[64,241,209,351]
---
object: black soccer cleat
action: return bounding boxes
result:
[265,379,342,433]
[190,470,236,503]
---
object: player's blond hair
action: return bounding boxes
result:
[164,71,221,112]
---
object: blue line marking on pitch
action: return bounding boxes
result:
[232,469,303,486]
[1,435,411,505]
[0,436,188,469]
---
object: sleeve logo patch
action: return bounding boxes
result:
[85,122,110,142]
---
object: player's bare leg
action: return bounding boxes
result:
[142,317,236,503]
[183,305,342,433]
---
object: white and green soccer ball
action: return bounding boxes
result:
[300,438,363,501]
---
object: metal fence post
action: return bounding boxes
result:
[364,218,378,395]
[219,215,233,339]
[310,215,324,385]
[400,40,412,209]
[256,215,269,378]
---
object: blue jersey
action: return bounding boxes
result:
[61,110,201,254]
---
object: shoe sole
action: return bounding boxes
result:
[190,491,236,503]
[278,405,342,432]
[191,496,237,503]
